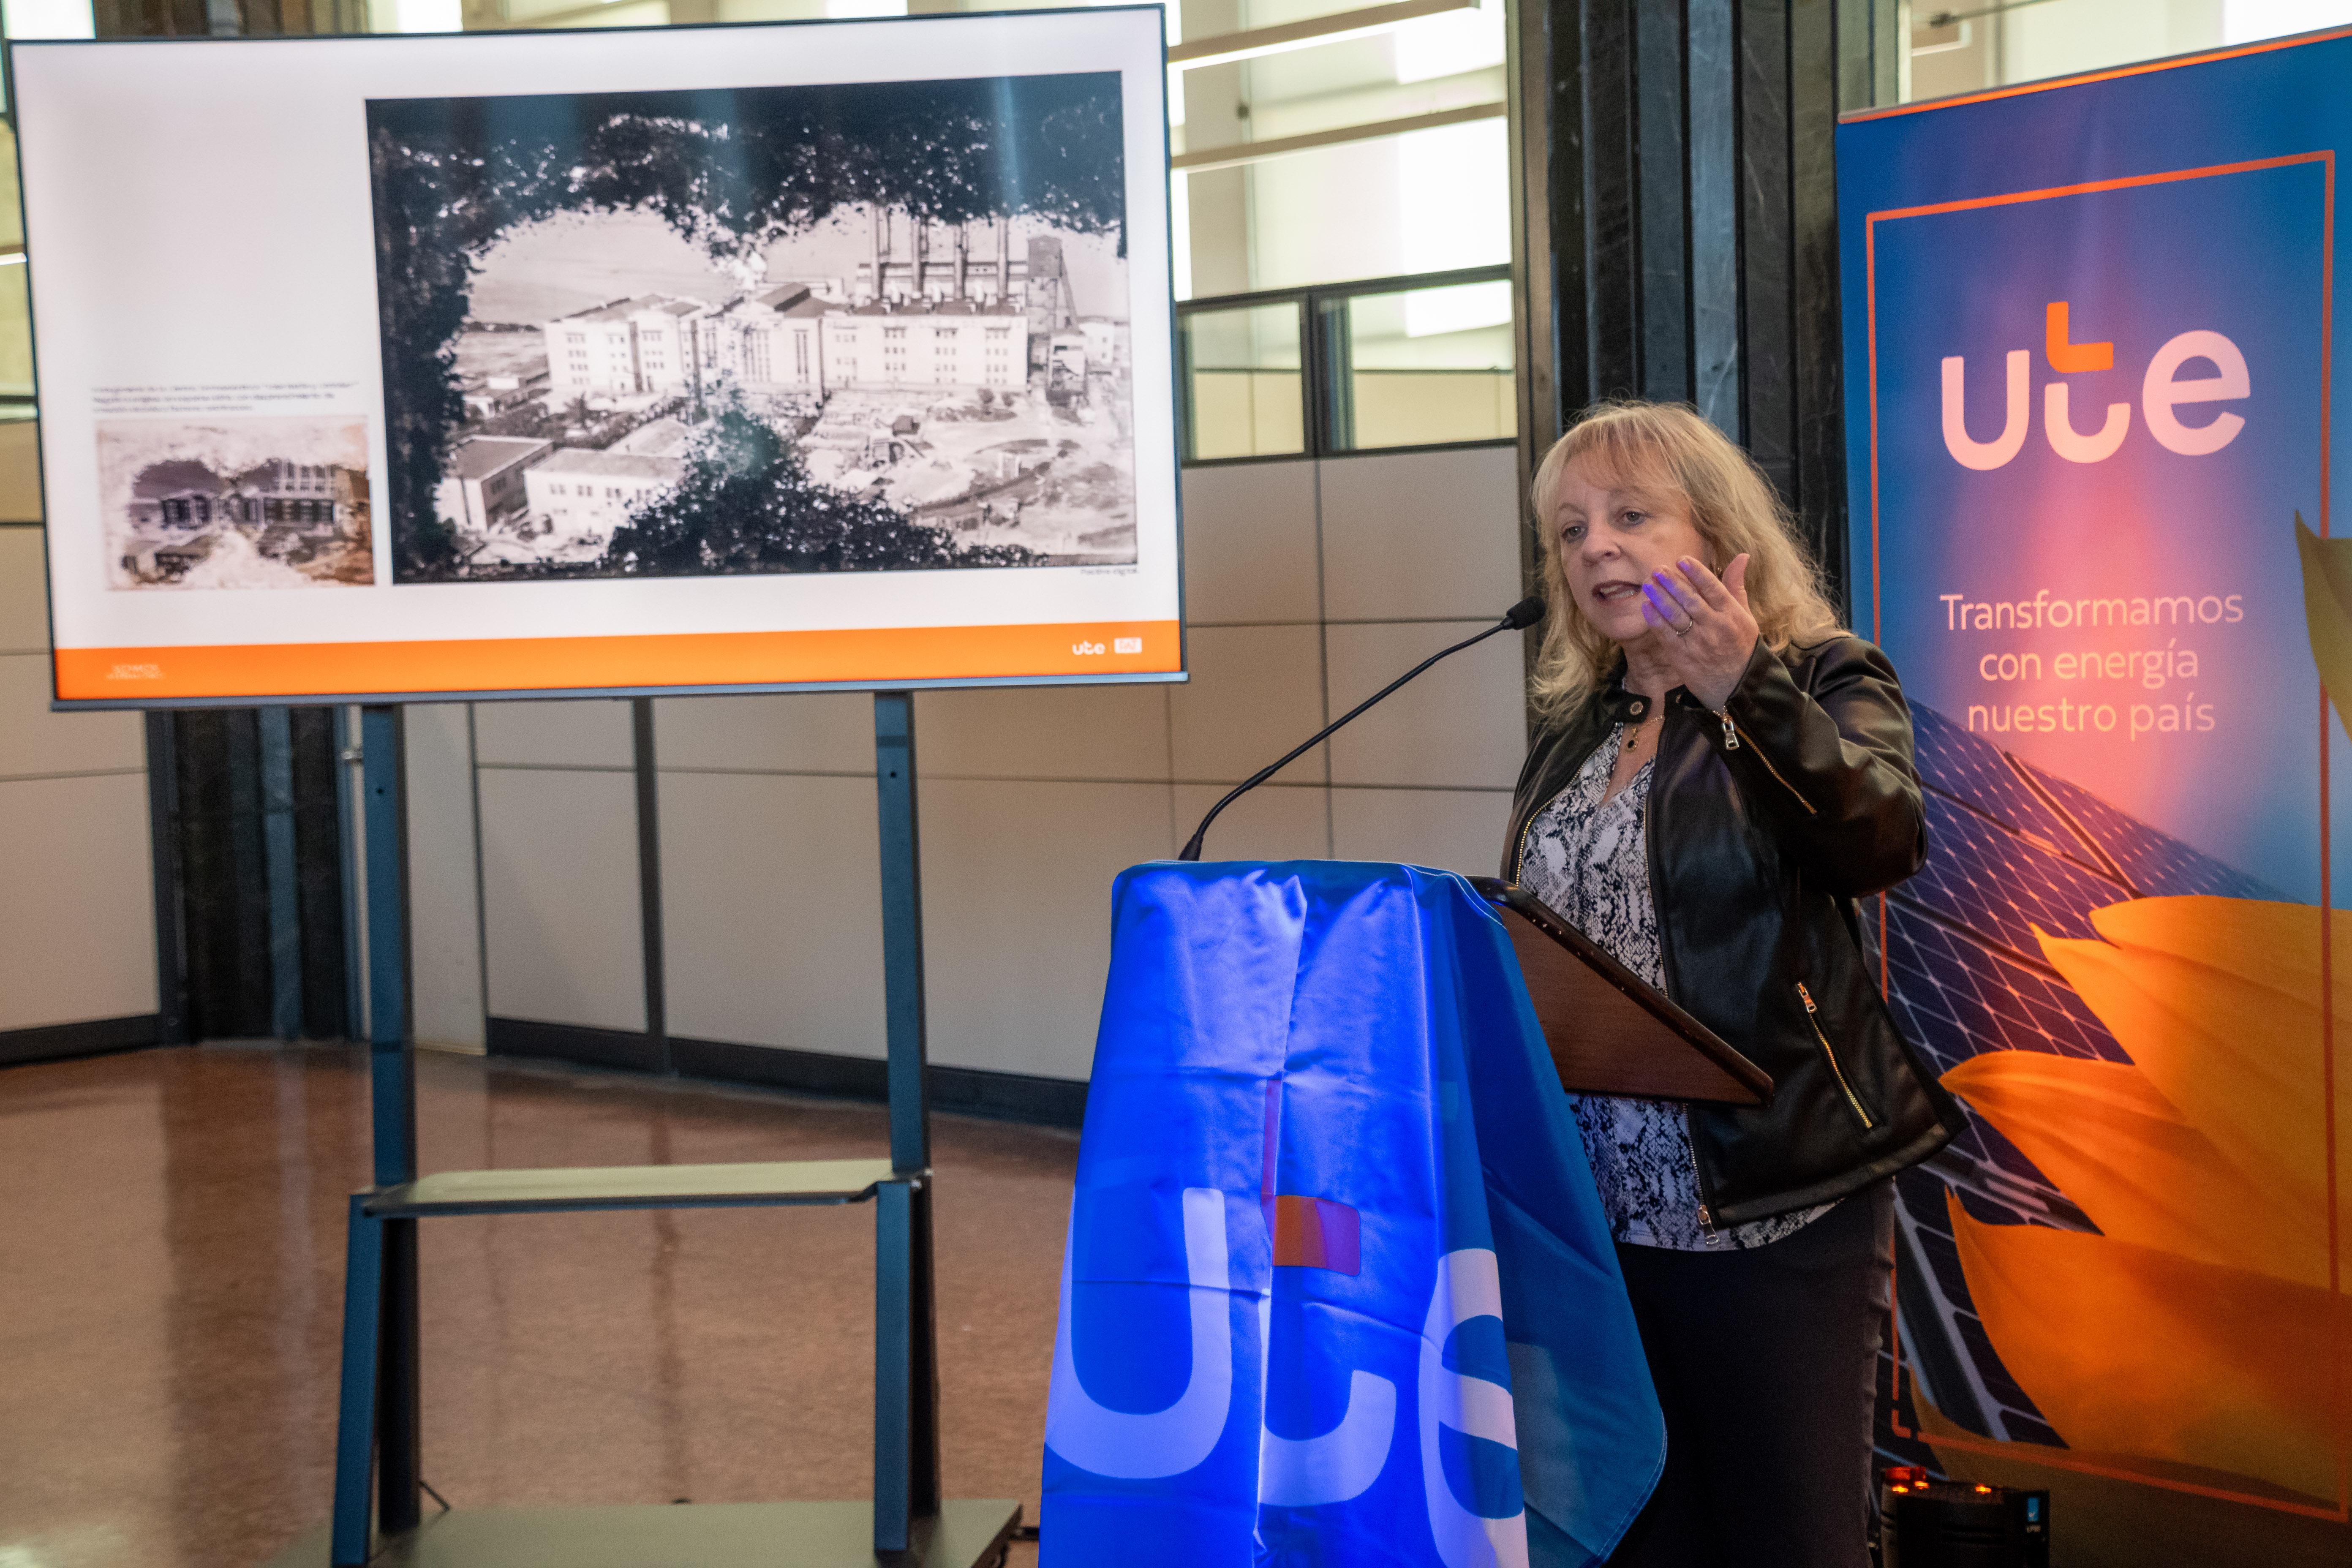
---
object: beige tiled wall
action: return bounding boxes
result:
[451,443,1530,1085]
[473,700,645,1032]
[1317,446,1522,622]
[659,769,886,1058]
[404,702,486,1051]
[917,777,1179,1079]
[0,525,158,1033]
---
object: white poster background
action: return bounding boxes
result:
[13,9,1179,683]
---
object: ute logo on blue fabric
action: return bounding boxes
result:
[1048,1190,1235,1481]
[1046,1187,1529,1567]
[1940,300,2249,469]
[1041,862,1662,1568]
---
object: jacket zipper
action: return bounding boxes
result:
[1797,981,1874,1130]
[1686,1131,1715,1230]
[1714,708,1817,817]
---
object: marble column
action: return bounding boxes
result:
[1510,0,1900,612]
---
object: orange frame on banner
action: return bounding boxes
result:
[1860,148,2347,1523]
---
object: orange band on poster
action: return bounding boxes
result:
[53,620,1184,701]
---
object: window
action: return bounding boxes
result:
[1179,299,1304,462]
[1890,0,2349,108]
[0,120,30,424]
[1177,265,1512,462]
[1321,276,1514,452]
[1173,3,1509,300]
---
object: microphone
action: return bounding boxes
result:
[1177,594,1546,862]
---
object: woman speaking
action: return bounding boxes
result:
[1504,401,1964,1568]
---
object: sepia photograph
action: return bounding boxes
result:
[96,416,373,590]
[368,74,1136,585]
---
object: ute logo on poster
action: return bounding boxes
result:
[1939,301,2249,468]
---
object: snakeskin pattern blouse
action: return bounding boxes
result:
[1519,727,1828,1252]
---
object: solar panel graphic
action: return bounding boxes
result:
[1870,704,2284,1472]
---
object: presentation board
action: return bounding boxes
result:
[12,8,1181,707]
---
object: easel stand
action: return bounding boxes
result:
[274,695,1019,1568]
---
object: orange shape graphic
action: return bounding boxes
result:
[2045,300,2115,372]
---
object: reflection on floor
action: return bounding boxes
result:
[0,1043,1074,1568]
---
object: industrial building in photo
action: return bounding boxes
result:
[520,446,685,545]
[432,436,553,537]
[537,224,1081,407]
[543,288,1034,403]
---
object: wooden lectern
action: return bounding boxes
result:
[1469,878,1773,1107]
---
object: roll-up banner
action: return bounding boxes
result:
[1838,26,2352,1563]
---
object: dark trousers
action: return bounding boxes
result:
[1604,1181,1895,1568]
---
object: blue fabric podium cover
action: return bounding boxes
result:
[1043,860,1664,1568]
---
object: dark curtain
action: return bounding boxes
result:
[168,709,349,1042]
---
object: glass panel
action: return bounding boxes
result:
[1175,0,1509,297]
[1192,110,1511,297]
[0,118,31,407]
[0,117,34,522]
[1899,0,2352,108]
[1179,301,1304,462]
[0,260,30,404]
[1327,278,1511,452]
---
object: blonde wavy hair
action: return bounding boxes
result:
[1528,400,1842,721]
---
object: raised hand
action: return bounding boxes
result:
[1639,553,1759,711]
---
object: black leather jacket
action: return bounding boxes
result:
[1502,632,1965,1226]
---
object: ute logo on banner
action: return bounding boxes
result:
[1040,861,1663,1568]
[1940,301,2251,468]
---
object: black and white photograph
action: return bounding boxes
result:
[97,416,374,590]
[368,74,1137,585]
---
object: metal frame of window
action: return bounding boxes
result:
[0,51,32,426]
[1176,262,1515,467]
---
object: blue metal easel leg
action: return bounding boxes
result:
[871,694,942,1555]
[330,1197,386,1567]
[336,705,365,1046]
[360,705,422,1541]
[873,693,931,1179]
[874,1177,915,1553]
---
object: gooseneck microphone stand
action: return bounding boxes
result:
[1178,595,1547,862]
